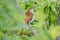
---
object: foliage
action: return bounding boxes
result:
[0,0,60,40]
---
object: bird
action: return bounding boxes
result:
[20,8,36,36]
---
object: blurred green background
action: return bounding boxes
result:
[0,0,60,40]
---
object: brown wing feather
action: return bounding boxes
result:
[25,11,33,24]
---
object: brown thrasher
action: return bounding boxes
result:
[20,8,37,36]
